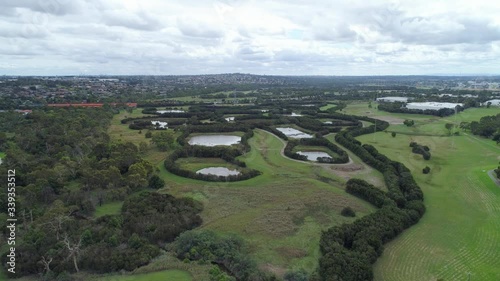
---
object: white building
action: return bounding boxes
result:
[405,102,463,111]
[482,99,500,106]
[376,97,408,103]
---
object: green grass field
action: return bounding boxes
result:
[350,105,500,280]
[94,201,124,217]
[107,109,391,276]
[158,129,378,275]
[92,270,191,281]
[176,157,239,171]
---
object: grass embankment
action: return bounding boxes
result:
[346,105,500,281]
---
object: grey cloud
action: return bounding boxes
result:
[102,10,163,31]
[177,18,224,38]
[2,0,82,16]
[236,46,271,61]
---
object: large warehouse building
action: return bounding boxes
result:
[405,102,463,111]
[376,97,409,103]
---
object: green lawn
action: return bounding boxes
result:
[0,151,5,158]
[176,157,239,171]
[157,129,377,275]
[349,105,500,280]
[92,270,191,281]
[94,201,123,217]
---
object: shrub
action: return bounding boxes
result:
[341,206,356,217]
[423,166,431,174]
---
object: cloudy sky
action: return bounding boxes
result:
[1,0,500,75]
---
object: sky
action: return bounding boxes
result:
[1,0,500,76]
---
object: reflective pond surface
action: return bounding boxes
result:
[188,135,241,146]
[157,110,185,113]
[276,127,312,138]
[196,167,241,176]
[296,151,332,161]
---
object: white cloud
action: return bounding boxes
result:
[0,0,499,75]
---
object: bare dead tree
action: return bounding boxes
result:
[39,256,53,274]
[63,234,82,273]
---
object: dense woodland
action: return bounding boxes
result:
[0,108,202,279]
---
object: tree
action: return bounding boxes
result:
[487,101,492,108]
[63,233,83,273]
[403,119,414,127]
[422,166,431,174]
[445,123,454,135]
[151,131,175,151]
[391,132,396,138]
[148,175,165,189]
[341,206,356,217]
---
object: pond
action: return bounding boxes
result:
[296,151,332,161]
[196,167,241,176]
[323,121,333,124]
[188,135,241,146]
[225,116,235,122]
[290,112,302,116]
[157,110,185,114]
[276,127,312,138]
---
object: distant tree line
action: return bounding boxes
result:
[469,113,500,139]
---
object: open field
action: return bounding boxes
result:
[350,105,500,280]
[159,129,377,275]
[107,109,385,276]
[94,201,124,217]
[93,270,191,281]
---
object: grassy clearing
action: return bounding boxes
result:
[176,157,239,171]
[348,105,500,281]
[108,109,155,145]
[92,270,191,281]
[94,201,124,217]
[0,151,5,158]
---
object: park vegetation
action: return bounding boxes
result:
[409,142,431,160]
[0,108,203,279]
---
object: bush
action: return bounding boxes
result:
[148,175,165,189]
[284,269,309,281]
[423,166,431,174]
[341,206,356,217]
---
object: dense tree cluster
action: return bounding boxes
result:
[410,142,431,160]
[319,114,425,280]
[174,231,264,281]
[0,108,203,279]
[470,113,500,138]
